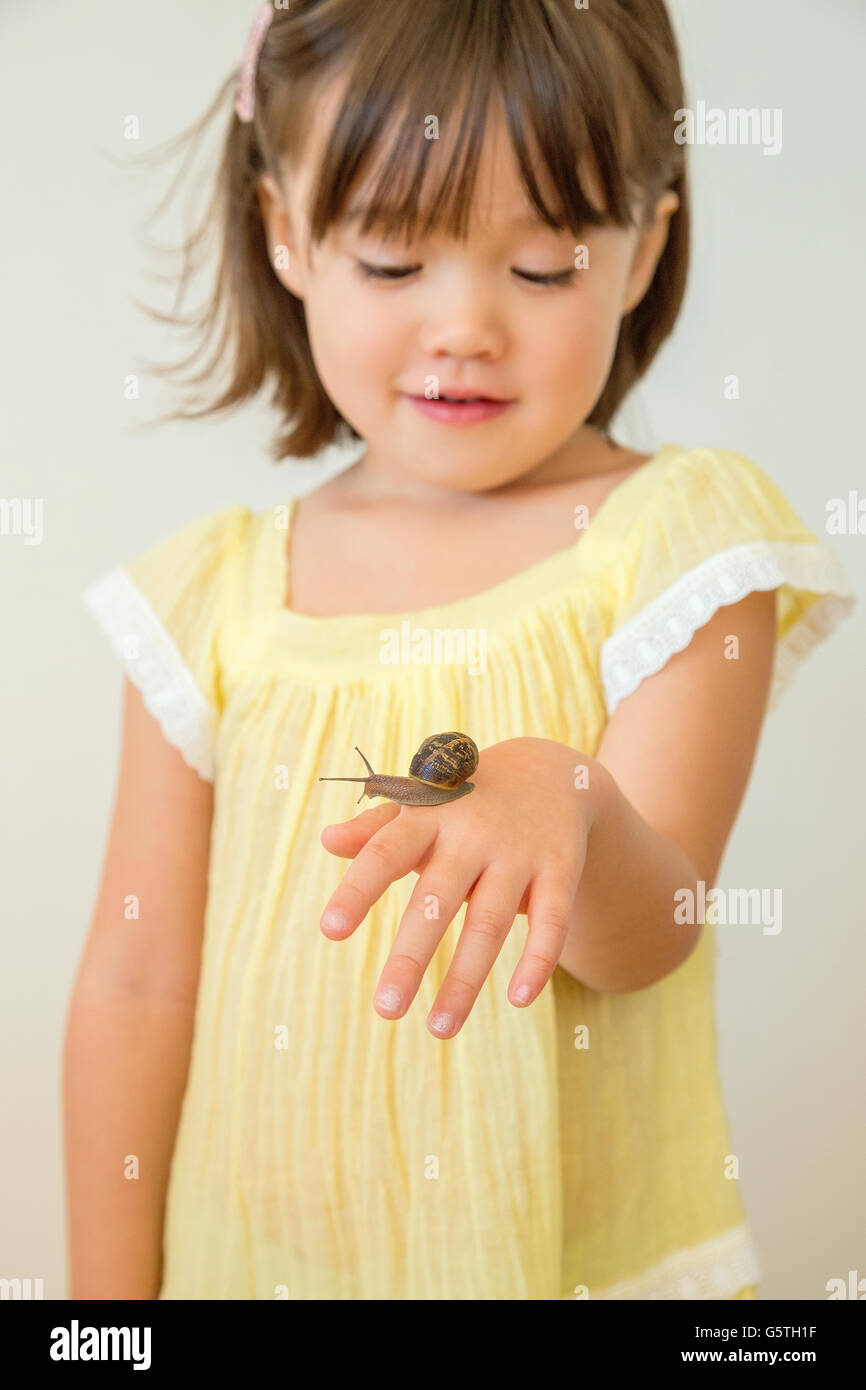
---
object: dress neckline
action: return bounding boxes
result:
[268,442,684,631]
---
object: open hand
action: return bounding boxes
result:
[319,737,600,1039]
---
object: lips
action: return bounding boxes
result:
[405,394,514,425]
[406,388,513,402]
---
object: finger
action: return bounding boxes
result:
[320,813,434,939]
[372,852,484,1020]
[321,801,401,855]
[425,864,528,1039]
[508,865,579,1007]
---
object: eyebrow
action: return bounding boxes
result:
[339,200,567,231]
[338,203,378,227]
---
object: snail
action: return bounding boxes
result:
[318,732,479,807]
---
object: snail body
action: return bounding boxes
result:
[319,732,479,806]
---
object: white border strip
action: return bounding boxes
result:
[601,540,856,717]
[82,566,216,782]
[585,1221,762,1301]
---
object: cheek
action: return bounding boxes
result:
[307,279,401,379]
[302,278,404,421]
[525,293,619,402]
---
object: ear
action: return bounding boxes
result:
[256,172,307,300]
[621,189,681,316]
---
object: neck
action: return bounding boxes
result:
[340,424,622,508]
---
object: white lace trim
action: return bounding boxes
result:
[82,566,216,782]
[601,540,856,717]
[569,1222,763,1301]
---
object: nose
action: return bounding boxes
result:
[418,275,507,361]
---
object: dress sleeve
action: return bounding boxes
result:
[599,448,856,718]
[80,505,251,781]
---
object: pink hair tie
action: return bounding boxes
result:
[235,4,275,124]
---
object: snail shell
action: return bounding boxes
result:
[318,732,479,806]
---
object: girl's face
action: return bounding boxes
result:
[259,77,678,495]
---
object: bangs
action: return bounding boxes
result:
[302,0,640,249]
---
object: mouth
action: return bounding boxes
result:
[411,388,513,402]
[404,393,515,425]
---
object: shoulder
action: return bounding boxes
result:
[139,501,255,560]
[120,502,256,597]
[588,443,818,575]
[655,445,803,522]
[653,444,816,532]
[595,444,855,718]
[604,443,793,523]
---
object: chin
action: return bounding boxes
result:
[421,460,529,494]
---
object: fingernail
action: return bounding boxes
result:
[375,985,403,1013]
[429,1011,455,1036]
[514,985,533,1004]
[322,909,347,933]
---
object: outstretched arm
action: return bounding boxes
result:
[317,589,777,1034]
[560,587,777,990]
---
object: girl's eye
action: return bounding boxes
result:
[356,261,577,287]
[514,268,576,287]
[357,261,420,281]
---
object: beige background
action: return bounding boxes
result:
[2,0,864,1299]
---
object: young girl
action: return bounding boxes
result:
[67,0,855,1300]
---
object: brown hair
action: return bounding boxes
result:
[137,0,690,463]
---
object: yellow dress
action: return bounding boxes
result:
[81,443,855,1299]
